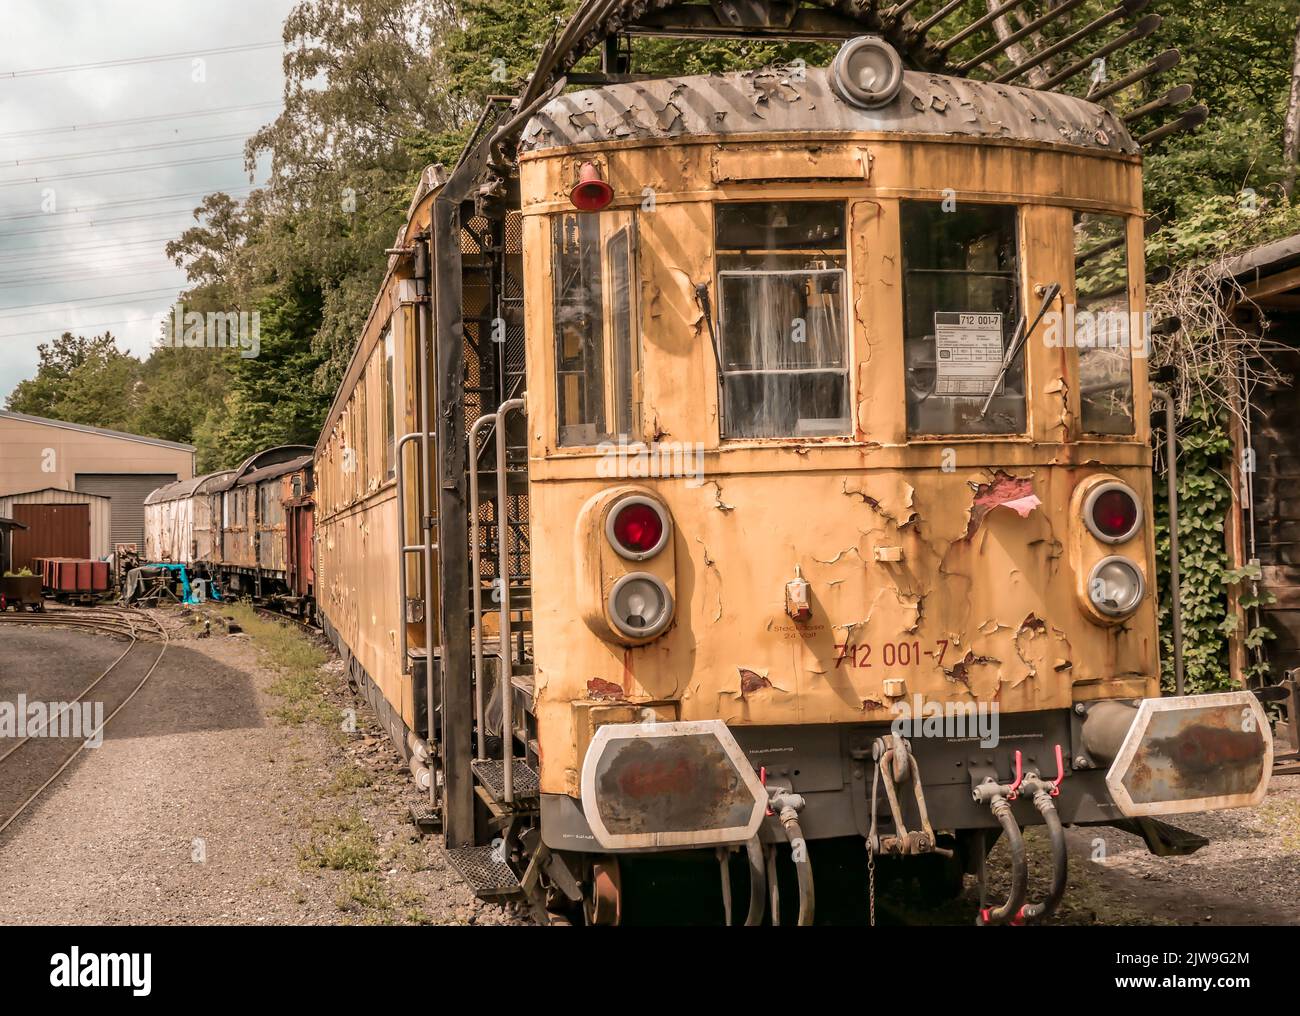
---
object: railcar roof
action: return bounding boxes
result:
[144,475,208,505]
[235,454,313,488]
[519,67,1137,156]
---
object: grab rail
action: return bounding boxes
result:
[495,398,526,803]
[396,431,437,673]
[468,412,494,761]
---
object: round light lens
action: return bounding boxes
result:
[608,572,674,639]
[1087,556,1145,617]
[1083,481,1142,543]
[606,496,670,560]
[830,36,904,110]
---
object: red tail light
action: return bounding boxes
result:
[570,161,614,211]
[607,497,669,560]
[1085,482,1141,543]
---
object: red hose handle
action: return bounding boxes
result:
[1050,743,1065,796]
[1006,750,1024,800]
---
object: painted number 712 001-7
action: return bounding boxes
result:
[833,640,948,668]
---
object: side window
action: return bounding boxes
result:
[902,202,1023,436]
[715,202,849,439]
[607,226,639,441]
[1073,213,1135,435]
[382,326,396,479]
[552,211,637,446]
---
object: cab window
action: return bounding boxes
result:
[715,201,849,439]
[552,211,639,447]
[1073,212,1135,435]
[901,201,1024,436]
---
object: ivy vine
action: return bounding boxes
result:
[1153,394,1276,694]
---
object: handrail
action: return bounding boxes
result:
[395,431,429,673]
[496,398,527,803]
[467,412,495,761]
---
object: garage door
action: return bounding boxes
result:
[75,473,176,552]
[10,503,90,570]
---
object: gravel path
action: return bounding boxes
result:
[1,608,1294,926]
[0,610,523,926]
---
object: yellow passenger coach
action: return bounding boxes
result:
[313,0,1271,924]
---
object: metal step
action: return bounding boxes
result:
[442,845,522,900]
[471,757,539,801]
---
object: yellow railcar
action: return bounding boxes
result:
[313,0,1271,924]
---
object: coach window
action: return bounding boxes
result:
[901,201,1024,436]
[382,326,396,479]
[1073,213,1135,436]
[553,210,636,446]
[715,201,849,439]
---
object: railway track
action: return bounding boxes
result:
[0,606,171,839]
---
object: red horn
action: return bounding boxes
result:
[570,161,614,211]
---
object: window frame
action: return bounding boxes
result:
[1072,210,1137,438]
[898,198,1027,441]
[713,199,853,442]
[551,208,640,449]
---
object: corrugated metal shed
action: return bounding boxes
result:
[0,487,112,561]
[75,472,177,552]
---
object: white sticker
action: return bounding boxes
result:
[934,312,1004,396]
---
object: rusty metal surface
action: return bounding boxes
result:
[593,734,755,833]
[520,68,1137,155]
[1106,692,1273,816]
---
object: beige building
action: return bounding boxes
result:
[0,411,194,556]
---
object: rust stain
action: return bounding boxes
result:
[587,678,625,700]
[739,668,772,695]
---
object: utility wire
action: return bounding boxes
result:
[0,288,182,318]
[0,266,183,290]
[0,235,179,261]
[0,207,222,238]
[0,315,168,340]
[0,152,247,188]
[2,41,282,80]
[8,132,251,167]
[0,184,254,223]
[0,101,281,140]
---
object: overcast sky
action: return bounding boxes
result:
[0,0,298,402]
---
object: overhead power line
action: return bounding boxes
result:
[0,151,248,188]
[0,184,255,223]
[1,207,213,238]
[0,234,179,262]
[0,265,184,290]
[0,101,281,141]
[0,287,182,318]
[1,315,168,340]
[8,132,252,167]
[1,41,282,80]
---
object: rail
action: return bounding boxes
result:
[468,398,526,799]
[395,430,438,673]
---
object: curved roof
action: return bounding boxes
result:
[217,445,315,491]
[144,475,207,505]
[236,454,313,488]
[195,470,237,495]
[520,67,1137,156]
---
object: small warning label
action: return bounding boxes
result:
[934,312,1004,396]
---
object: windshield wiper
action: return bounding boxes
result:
[978,282,1061,419]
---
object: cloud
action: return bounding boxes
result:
[0,0,294,401]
